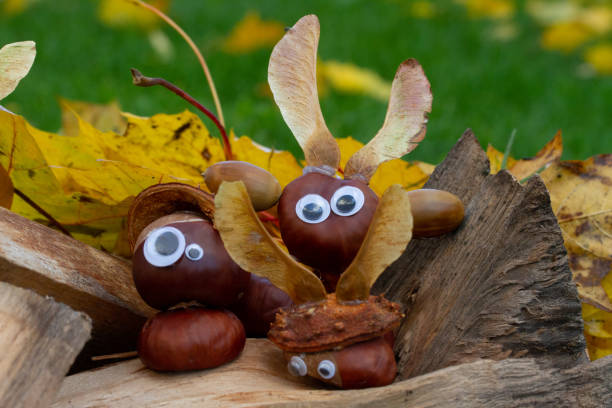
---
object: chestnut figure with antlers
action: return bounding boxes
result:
[211,15,465,388]
[128,178,291,371]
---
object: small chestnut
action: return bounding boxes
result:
[132,213,250,310]
[138,307,246,371]
[406,189,465,237]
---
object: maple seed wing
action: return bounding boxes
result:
[214,181,327,304]
[0,41,36,101]
[336,185,413,301]
[268,14,340,171]
[344,59,432,183]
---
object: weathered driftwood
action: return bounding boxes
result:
[0,207,155,371]
[54,338,612,408]
[373,130,587,379]
[0,282,91,408]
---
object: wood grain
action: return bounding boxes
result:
[0,282,91,408]
[0,207,155,371]
[373,129,587,378]
[54,339,611,408]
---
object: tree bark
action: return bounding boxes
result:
[0,207,155,371]
[53,339,612,408]
[0,282,91,408]
[373,130,587,379]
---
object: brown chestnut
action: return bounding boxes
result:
[278,172,378,276]
[285,336,396,389]
[132,214,250,310]
[138,307,245,371]
[407,189,465,237]
[229,274,293,337]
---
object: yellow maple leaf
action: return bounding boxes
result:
[486,144,517,174]
[60,98,127,136]
[318,60,392,101]
[222,12,285,54]
[98,0,169,30]
[457,0,515,19]
[585,43,612,75]
[541,21,594,53]
[410,1,437,19]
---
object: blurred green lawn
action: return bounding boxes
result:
[1,0,610,164]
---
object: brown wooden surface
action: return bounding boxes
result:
[373,129,587,379]
[0,207,155,371]
[54,338,612,408]
[0,282,91,408]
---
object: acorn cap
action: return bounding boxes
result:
[268,293,403,353]
[127,183,215,251]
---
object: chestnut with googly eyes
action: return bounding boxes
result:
[132,213,250,310]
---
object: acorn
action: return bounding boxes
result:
[138,307,246,371]
[407,189,465,237]
[277,172,378,275]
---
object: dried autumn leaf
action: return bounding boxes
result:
[98,0,169,30]
[0,41,36,101]
[318,60,392,101]
[60,98,127,136]
[585,43,612,75]
[222,12,285,54]
[0,164,14,209]
[336,184,413,301]
[540,154,612,312]
[486,143,517,174]
[268,14,340,170]
[214,181,326,304]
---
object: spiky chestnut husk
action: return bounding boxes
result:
[138,307,246,371]
[133,217,250,310]
[230,274,293,337]
[278,172,378,278]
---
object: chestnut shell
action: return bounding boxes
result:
[138,307,246,372]
[278,173,378,275]
[335,336,397,389]
[132,218,250,310]
[230,274,293,337]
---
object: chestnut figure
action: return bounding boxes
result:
[138,307,245,371]
[132,214,250,310]
[285,336,396,389]
[278,173,378,274]
[229,274,293,337]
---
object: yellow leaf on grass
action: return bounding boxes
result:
[60,98,127,136]
[337,137,432,195]
[458,0,515,19]
[526,1,580,25]
[541,21,594,53]
[410,1,436,19]
[579,6,612,35]
[1,0,30,16]
[98,0,169,30]
[509,130,563,180]
[222,12,285,54]
[540,154,612,312]
[318,61,392,101]
[585,43,612,75]
[0,41,36,100]
[486,144,516,174]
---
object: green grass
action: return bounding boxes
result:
[1,0,610,165]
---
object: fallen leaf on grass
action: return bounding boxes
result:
[318,60,392,101]
[222,12,285,54]
[98,0,169,30]
[0,41,36,100]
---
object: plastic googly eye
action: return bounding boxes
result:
[185,243,204,261]
[295,194,331,224]
[317,360,336,379]
[287,356,308,376]
[143,226,186,267]
[330,186,364,217]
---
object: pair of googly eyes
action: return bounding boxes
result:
[295,186,365,224]
[143,226,204,267]
[288,356,336,379]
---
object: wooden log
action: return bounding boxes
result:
[0,207,155,371]
[0,282,91,408]
[53,339,612,408]
[373,130,587,379]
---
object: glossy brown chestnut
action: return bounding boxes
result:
[229,274,293,337]
[133,216,250,310]
[407,189,465,237]
[138,307,245,371]
[278,172,378,275]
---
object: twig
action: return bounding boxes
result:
[128,0,225,126]
[131,68,233,161]
[13,188,72,237]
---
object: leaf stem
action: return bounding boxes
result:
[13,188,72,237]
[131,68,233,160]
[128,0,225,126]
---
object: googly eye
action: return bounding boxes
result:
[317,360,336,379]
[287,356,307,376]
[295,194,330,224]
[330,186,365,217]
[143,226,186,267]
[185,243,204,261]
